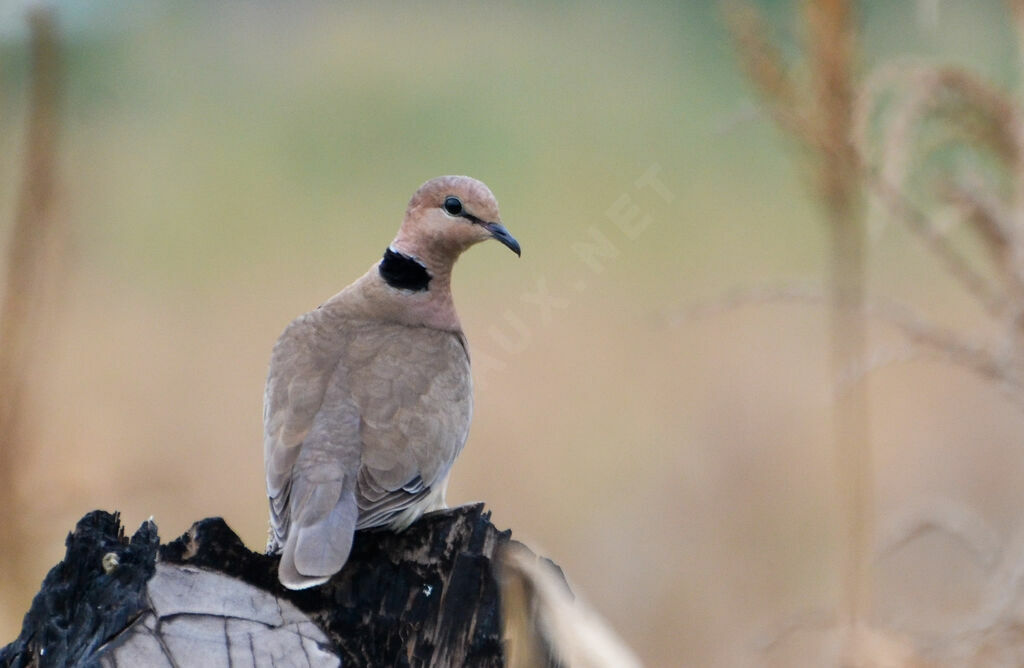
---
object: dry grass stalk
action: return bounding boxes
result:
[848,16,1024,657]
[854,55,1024,362]
[868,174,1005,314]
[709,0,1024,661]
[802,1,874,641]
[671,285,1024,403]
[722,0,808,140]
[0,8,62,620]
[725,0,875,650]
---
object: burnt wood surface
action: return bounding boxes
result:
[1,503,516,667]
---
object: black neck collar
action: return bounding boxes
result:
[379,248,431,292]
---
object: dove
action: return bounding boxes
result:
[264,175,520,589]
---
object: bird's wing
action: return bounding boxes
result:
[350,326,473,530]
[264,308,361,588]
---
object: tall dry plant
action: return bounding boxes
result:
[0,8,62,626]
[724,0,874,656]
[852,11,1024,657]
[723,0,1024,662]
[854,56,1024,396]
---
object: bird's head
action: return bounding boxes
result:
[392,176,521,267]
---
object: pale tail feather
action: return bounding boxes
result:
[278,488,358,590]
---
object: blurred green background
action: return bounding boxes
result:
[3,1,1024,664]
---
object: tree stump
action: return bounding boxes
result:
[1,504,522,667]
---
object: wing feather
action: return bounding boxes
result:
[352,328,472,529]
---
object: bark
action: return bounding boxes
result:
[1,504,531,668]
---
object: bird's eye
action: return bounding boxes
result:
[443,196,463,216]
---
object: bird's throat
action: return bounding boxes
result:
[379,248,431,292]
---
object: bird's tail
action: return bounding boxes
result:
[278,486,358,590]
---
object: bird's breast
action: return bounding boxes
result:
[344,324,472,452]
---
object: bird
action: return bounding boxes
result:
[264,175,520,590]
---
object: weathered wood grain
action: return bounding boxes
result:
[1,504,517,667]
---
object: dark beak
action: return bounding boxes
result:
[484,222,521,257]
